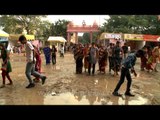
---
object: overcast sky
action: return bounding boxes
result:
[45,15,109,26]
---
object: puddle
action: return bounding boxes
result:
[44,92,102,105]
[106,95,149,105]
[56,66,60,70]
[127,96,148,105]
[0,99,6,105]
[44,92,149,105]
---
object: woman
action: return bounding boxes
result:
[83,44,90,72]
[33,45,42,82]
[51,45,57,64]
[75,44,84,74]
[98,45,108,73]
[43,44,51,65]
[0,44,13,88]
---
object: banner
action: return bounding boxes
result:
[104,33,122,39]
[143,35,160,42]
[124,34,143,40]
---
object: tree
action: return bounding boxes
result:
[36,20,52,40]
[82,32,99,43]
[50,19,70,40]
[0,15,47,34]
[101,15,160,35]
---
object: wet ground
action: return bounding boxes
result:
[0,52,160,105]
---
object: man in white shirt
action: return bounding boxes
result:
[19,35,46,88]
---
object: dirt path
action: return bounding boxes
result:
[0,52,160,105]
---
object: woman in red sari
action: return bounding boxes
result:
[33,45,42,82]
[98,45,108,73]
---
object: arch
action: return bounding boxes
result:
[67,21,99,44]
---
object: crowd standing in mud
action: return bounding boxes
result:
[1,35,160,98]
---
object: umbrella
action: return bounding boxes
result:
[48,36,66,43]
[0,29,9,37]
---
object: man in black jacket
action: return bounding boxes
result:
[112,50,141,97]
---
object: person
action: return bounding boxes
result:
[43,43,51,65]
[88,42,99,75]
[32,45,42,82]
[51,45,57,64]
[112,50,141,97]
[139,46,147,71]
[74,44,84,74]
[107,43,113,74]
[112,41,122,76]
[60,44,64,57]
[0,44,13,88]
[18,35,47,88]
[83,43,90,72]
[152,44,160,72]
[122,43,128,59]
[98,44,108,73]
[146,46,154,72]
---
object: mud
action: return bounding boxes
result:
[0,52,160,105]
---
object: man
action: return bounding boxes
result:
[112,50,141,97]
[122,42,128,59]
[19,35,47,88]
[88,42,99,75]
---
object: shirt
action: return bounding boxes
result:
[122,53,136,69]
[25,41,34,62]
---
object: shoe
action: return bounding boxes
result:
[112,91,122,96]
[41,76,46,85]
[125,92,135,97]
[26,83,35,88]
[33,78,40,83]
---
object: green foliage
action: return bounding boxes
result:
[50,19,70,40]
[82,32,99,43]
[101,15,160,35]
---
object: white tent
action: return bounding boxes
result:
[47,36,66,43]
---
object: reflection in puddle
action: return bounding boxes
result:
[44,92,149,105]
[44,92,102,105]
[128,96,148,105]
[117,95,148,105]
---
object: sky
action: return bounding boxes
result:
[46,15,109,26]
[45,15,110,36]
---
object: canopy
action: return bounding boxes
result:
[0,29,9,37]
[9,34,35,41]
[48,36,66,43]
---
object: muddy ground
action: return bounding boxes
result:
[0,52,160,105]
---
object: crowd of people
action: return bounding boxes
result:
[72,41,129,76]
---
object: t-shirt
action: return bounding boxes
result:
[25,41,34,62]
[122,53,136,69]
